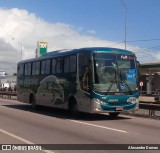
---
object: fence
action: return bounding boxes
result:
[140,90,160,96]
[0,91,17,99]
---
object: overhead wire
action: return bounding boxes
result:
[127,38,160,42]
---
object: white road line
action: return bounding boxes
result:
[0,129,54,153]
[70,120,128,133]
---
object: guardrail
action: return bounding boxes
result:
[140,90,160,96]
[0,92,17,99]
[139,102,160,116]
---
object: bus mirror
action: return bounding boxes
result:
[137,61,140,77]
[137,61,140,68]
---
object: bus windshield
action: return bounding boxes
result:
[93,53,137,93]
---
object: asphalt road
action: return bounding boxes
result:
[0,98,160,153]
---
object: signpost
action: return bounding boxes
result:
[140,82,143,87]
[140,82,143,95]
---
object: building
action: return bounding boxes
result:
[140,62,160,95]
[0,76,17,91]
[0,71,7,78]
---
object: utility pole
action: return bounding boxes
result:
[121,0,127,50]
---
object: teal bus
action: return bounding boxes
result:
[17,47,139,117]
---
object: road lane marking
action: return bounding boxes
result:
[70,120,128,133]
[0,129,54,153]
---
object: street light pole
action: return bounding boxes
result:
[121,0,127,50]
[12,37,23,61]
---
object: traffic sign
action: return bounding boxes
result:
[140,82,143,87]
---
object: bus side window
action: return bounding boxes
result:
[17,64,20,75]
[70,55,76,72]
[32,61,40,75]
[64,55,77,73]
[24,63,31,76]
[52,59,56,74]
[41,60,51,75]
[36,62,40,75]
[35,61,40,75]
[24,64,28,76]
[18,64,24,76]
[32,62,36,75]
[46,60,51,74]
[41,61,45,75]
[28,63,31,76]
[79,53,91,91]
[56,58,63,74]
[64,56,70,73]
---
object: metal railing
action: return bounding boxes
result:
[139,102,160,116]
[0,91,17,99]
[140,90,160,96]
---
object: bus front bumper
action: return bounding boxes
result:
[91,99,139,113]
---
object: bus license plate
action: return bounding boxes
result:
[116,107,123,111]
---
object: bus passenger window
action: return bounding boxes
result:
[79,53,91,91]
[25,63,31,76]
[28,63,31,76]
[52,59,56,74]
[18,64,24,76]
[64,56,70,73]
[32,63,36,75]
[46,60,51,74]
[35,62,40,75]
[56,58,63,74]
[24,64,28,76]
[41,61,45,74]
[70,55,76,72]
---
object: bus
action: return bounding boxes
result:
[17,47,139,117]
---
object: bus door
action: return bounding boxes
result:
[76,52,92,112]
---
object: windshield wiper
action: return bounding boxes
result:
[106,70,118,94]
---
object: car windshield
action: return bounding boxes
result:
[93,53,137,93]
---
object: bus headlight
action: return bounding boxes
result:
[92,98,106,105]
[127,97,139,103]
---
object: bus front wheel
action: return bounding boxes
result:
[68,99,79,117]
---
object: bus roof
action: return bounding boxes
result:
[18,47,135,64]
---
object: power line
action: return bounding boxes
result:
[106,39,160,47]
[127,38,160,42]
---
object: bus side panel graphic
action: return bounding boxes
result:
[37,76,64,105]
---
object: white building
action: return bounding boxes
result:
[0,71,7,78]
[0,76,17,90]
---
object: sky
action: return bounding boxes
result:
[0,0,160,75]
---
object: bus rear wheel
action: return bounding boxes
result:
[109,112,120,118]
[30,95,36,109]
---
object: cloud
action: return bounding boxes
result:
[87,30,96,34]
[0,8,157,75]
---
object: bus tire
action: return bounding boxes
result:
[109,112,120,118]
[68,98,79,117]
[30,94,36,109]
